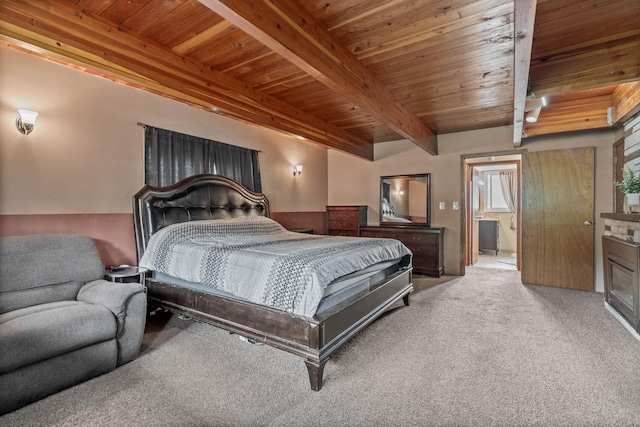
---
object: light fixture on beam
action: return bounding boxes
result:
[16,109,38,135]
[292,165,303,176]
[525,107,541,123]
[524,96,547,123]
[525,96,547,111]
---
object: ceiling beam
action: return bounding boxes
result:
[512,0,537,147]
[0,0,374,160]
[612,81,640,124]
[199,0,438,155]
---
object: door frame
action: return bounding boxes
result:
[460,150,526,276]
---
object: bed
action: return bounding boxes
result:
[382,198,412,223]
[133,174,413,390]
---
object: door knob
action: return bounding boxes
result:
[584,220,593,226]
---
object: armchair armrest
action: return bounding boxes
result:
[77,279,147,365]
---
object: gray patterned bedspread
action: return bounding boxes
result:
[139,217,411,317]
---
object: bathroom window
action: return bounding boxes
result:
[484,171,510,212]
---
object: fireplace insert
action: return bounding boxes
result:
[602,236,640,332]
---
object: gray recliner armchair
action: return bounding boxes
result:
[0,234,147,414]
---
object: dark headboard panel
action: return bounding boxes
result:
[132,174,270,261]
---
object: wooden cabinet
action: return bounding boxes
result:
[326,206,367,237]
[360,226,444,277]
[479,219,499,254]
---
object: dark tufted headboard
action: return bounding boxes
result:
[132,174,270,261]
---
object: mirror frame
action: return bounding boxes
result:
[380,173,431,227]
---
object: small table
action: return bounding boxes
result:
[105,266,149,286]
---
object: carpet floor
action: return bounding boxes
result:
[3,266,640,426]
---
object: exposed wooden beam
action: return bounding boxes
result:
[513,0,537,146]
[0,0,374,160]
[198,0,438,155]
[612,81,640,124]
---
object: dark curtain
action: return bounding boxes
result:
[382,182,390,203]
[144,126,261,192]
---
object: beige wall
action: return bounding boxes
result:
[1,45,617,292]
[0,46,328,215]
[328,126,615,292]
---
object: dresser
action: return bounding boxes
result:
[326,206,367,237]
[360,226,444,277]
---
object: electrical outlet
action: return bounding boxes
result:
[452,202,459,210]
[439,202,445,210]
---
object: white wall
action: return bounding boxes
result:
[0,46,328,214]
[328,126,615,292]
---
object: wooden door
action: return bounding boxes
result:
[521,147,595,290]
[471,167,480,264]
[465,164,481,265]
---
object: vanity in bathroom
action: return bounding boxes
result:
[478,219,499,254]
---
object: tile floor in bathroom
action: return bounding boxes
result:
[472,251,517,271]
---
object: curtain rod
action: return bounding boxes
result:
[137,122,147,128]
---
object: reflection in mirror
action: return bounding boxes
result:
[380,174,430,226]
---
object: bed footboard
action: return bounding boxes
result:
[146,267,412,390]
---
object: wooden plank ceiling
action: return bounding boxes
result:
[0,0,638,160]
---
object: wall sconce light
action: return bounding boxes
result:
[395,190,404,196]
[292,165,303,176]
[16,109,38,135]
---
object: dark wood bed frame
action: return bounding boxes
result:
[133,174,413,390]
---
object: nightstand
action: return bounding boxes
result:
[105,266,149,286]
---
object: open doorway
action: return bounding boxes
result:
[464,154,522,271]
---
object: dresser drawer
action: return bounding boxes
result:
[327,210,360,222]
[328,220,359,231]
[398,233,438,246]
[328,229,359,237]
[412,256,439,272]
[360,230,397,239]
[410,246,437,259]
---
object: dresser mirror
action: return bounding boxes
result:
[380,174,431,226]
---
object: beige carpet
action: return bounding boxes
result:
[3,266,640,426]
